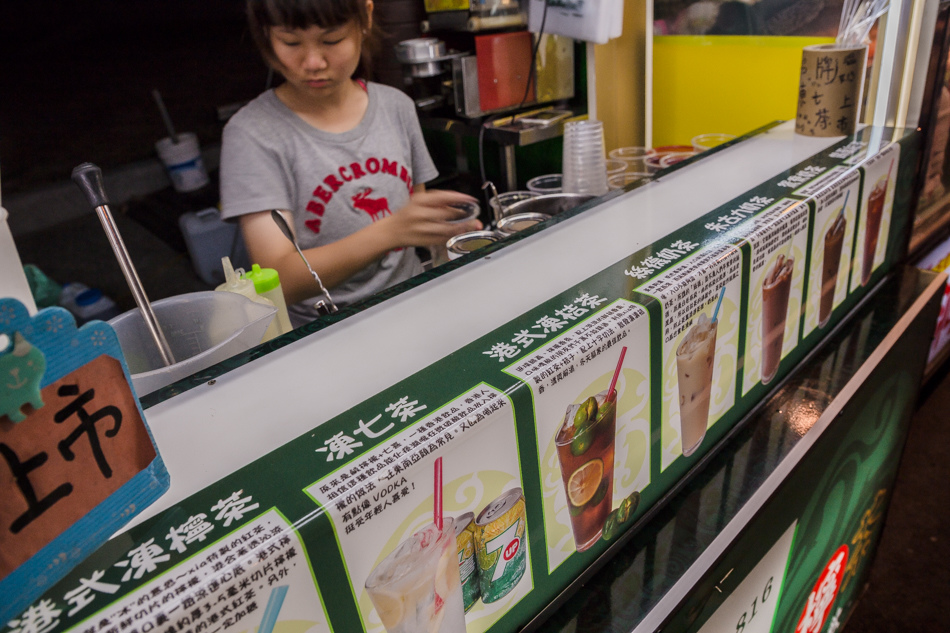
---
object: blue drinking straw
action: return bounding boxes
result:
[838,189,850,219]
[711,286,726,322]
[257,586,289,633]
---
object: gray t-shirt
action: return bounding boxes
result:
[220,82,438,323]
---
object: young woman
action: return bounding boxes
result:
[220,0,480,325]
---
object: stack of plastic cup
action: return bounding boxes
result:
[562,120,608,195]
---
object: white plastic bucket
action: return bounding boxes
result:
[155,132,210,192]
[109,291,277,396]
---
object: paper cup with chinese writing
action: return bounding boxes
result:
[795,44,867,137]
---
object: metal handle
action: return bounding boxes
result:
[270,210,338,314]
[482,181,502,226]
[71,163,176,367]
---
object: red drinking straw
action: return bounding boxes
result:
[434,457,443,531]
[607,346,628,402]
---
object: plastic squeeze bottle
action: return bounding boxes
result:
[244,263,293,336]
[215,257,280,342]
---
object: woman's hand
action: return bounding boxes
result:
[378,189,483,249]
[239,188,484,306]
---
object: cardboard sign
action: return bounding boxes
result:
[0,299,168,624]
[1,354,157,577]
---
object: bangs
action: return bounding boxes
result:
[254,0,359,30]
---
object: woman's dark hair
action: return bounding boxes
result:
[247,0,378,78]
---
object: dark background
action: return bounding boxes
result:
[0,1,273,194]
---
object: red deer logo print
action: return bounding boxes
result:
[351,188,392,222]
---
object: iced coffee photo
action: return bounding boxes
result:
[861,172,890,286]
[676,312,718,456]
[365,518,466,633]
[761,254,794,384]
[554,388,617,552]
[819,211,847,327]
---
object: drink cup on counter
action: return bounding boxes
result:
[613,156,650,174]
[605,159,628,175]
[488,191,539,221]
[155,132,210,193]
[607,172,651,191]
[647,145,695,173]
[527,174,563,194]
[761,254,794,384]
[447,200,480,224]
[609,146,655,162]
[691,133,736,152]
[676,312,718,456]
[659,151,700,169]
[365,518,466,633]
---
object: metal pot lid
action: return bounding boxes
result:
[395,39,468,64]
[497,212,549,235]
[504,193,597,217]
[446,230,500,254]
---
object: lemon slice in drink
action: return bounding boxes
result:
[567,459,604,507]
[370,589,404,630]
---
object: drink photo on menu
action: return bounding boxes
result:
[502,298,652,572]
[740,199,809,395]
[851,145,900,292]
[803,172,859,336]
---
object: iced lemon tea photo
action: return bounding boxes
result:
[554,389,618,551]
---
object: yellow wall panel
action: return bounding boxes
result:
[652,35,834,147]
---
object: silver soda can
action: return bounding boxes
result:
[475,488,527,603]
[454,512,480,611]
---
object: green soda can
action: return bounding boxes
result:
[475,488,527,603]
[454,512,480,611]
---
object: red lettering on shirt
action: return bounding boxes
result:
[314,186,332,203]
[381,158,398,177]
[324,174,344,192]
[304,157,412,234]
[306,201,325,216]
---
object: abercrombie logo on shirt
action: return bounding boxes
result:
[305,156,413,234]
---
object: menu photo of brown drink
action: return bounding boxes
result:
[740,199,810,395]
[850,144,900,292]
[803,170,861,336]
[502,299,651,573]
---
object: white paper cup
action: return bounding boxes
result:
[155,132,210,192]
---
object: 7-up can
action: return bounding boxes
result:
[454,512,480,611]
[475,488,527,603]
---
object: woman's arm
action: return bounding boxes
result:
[239,186,480,306]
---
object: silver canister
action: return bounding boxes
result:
[497,212,549,235]
[446,231,501,260]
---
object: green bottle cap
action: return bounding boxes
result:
[245,263,281,294]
